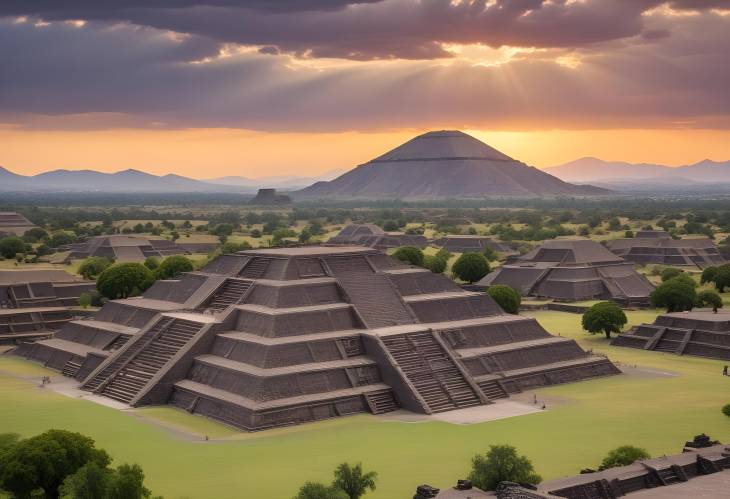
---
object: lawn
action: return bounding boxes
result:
[2,309,730,499]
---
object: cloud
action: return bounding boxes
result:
[0,0,712,60]
[1,9,729,133]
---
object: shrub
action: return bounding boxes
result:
[392,246,424,267]
[78,292,92,308]
[468,445,541,491]
[0,237,26,259]
[78,256,113,280]
[712,264,730,293]
[650,275,698,312]
[452,253,490,283]
[155,255,194,280]
[599,445,650,470]
[701,266,718,285]
[482,246,499,261]
[423,254,447,274]
[487,285,521,314]
[722,404,730,418]
[143,256,160,270]
[660,267,683,282]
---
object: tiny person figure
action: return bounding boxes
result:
[533,394,538,404]
[723,365,728,376]
[541,403,547,410]
[204,435,209,441]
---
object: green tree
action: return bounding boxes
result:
[0,237,26,259]
[299,228,312,243]
[108,463,153,499]
[712,264,730,293]
[423,254,447,274]
[697,290,723,313]
[624,230,634,238]
[452,253,490,283]
[59,462,112,499]
[660,267,683,282]
[272,228,297,246]
[293,482,348,499]
[155,256,194,280]
[598,445,650,471]
[392,246,424,267]
[487,285,521,314]
[700,266,718,285]
[722,404,730,418]
[143,256,160,270]
[0,429,110,499]
[23,227,48,242]
[482,247,499,262]
[48,231,77,248]
[467,445,541,491]
[650,275,698,312]
[332,463,378,499]
[96,263,154,299]
[78,292,92,309]
[0,433,20,452]
[581,302,628,339]
[78,257,113,280]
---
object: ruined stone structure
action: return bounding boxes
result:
[249,188,291,205]
[329,224,427,249]
[15,247,617,430]
[607,230,725,269]
[65,235,187,262]
[477,240,654,306]
[0,211,37,237]
[536,440,730,498]
[0,270,95,342]
[612,310,730,360]
[433,235,516,256]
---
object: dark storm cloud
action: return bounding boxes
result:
[1,10,728,132]
[0,0,714,60]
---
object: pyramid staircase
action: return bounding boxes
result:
[239,258,271,279]
[106,334,129,351]
[82,317,204,404]
[61,359,82,378]
[326,256,413,328]
[477,378,509,400]
[364,390,398,414]
[381,332,482,413]
[203,278,253,312]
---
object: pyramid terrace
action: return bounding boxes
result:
[607,230,725,269]
[15,246,618,430]
[477,239,654,306]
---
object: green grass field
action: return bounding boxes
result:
[2,310,730,499]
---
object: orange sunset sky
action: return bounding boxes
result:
[1,2,729,179]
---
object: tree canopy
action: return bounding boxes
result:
[697,290,723,313]
[660,267,684,282]
[487,285,521,314]
[452,253,490,283]
[96,263,154,299]
[78,257,113,280]
[392,246,424,267]
[155,256,194,280]
[581,301,627,339]
[332,463,378,499]
[293,482,348,499]
[649,275,698,312]
[0,237,26,259]
[467,445,541,491]
[598,445,650,471]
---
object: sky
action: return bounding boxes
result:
[1,1,729,179]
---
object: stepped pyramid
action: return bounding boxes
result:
[296,131,609,199]
[478,239,655,306]
[607,230,726,269]
[16,247,618,430]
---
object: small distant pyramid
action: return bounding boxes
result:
[295,130,609,199]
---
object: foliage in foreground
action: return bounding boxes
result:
[467,445,541,491]
[293,462,377,499]
[0,430,160,499]
[598,445,650,471]
[581,302,627,339]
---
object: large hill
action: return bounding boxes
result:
[545,157,730,188]
[295,131,608,199]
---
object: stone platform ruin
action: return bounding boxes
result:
[65,235,188,262]
[14,247,618,430]
[477,240,654,306]
[612,310,730,360]
[607,230,725,269]
[329,224,427,250]
[1,269,95,342]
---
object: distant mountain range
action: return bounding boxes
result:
[544,157,730,190]
[0,166,338,193]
